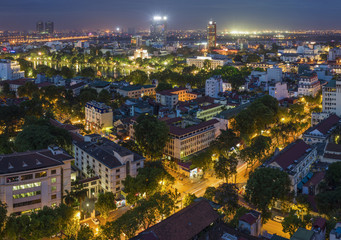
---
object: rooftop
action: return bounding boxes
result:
[119,84,155,92]
[168,119,219,137]
[291,228,315,240]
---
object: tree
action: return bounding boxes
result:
[214,183,239,216]
[95,192,117,221]
[245,168,291,222]
[214,155,238,183]
[61,66,74,79]
[203,187,217,201]
[17,81,39,98]
[79,67,96,78]
[127,70,148,85]
[229,207,249,228]
[134,114,169,160]
[281,211,311,237]
[211,129,241,157]
[325,162,341,189]
[183,193,197,207]
[246,54,261,63]
[156,82,172,92]
[77,225,95,240]
[64,190,76,207]
[191,149,213,176]
[97,89,112,105]
[0,201,6,238]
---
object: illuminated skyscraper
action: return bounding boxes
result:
[45,21,54,35]
[207,20,216,48]
[150,16,167,45]
[36,21,44,34]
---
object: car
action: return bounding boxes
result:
[92,218,100,225]
[273,216,284,222]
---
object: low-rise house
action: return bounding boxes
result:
[85,101,113,132]
[303,114,340,144]
[322,142,341,163]
[0,145,73,215]
[302,172,325,196]
[73,135,145,196]
[131,199,220,240]
[89,80,110,93]
[239,210,262,237]
[117,84,156,99]
[65,81,87,96]
[298,71,320,97]
[291,228,317,240]
[330,222,341,240]
[267,139,317,195]
[156,87,197,108]
[311,217,326,240]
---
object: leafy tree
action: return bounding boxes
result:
[64,190,76,207]
[79,67,96,78]
[281,211,312,237]
[127,70,148,85]
[316,187,341,214]
[78,88,98,105]
[214,183,239,216]
[156,82,172,92]
[0,134,13,154]
[191,149,213,176]
[211,129,241,157]
[61,66,74,79]
[183,193,197,207]
[0,201,6,238]
[203,187,217,201]
[77,225,95,240]
[134,114,169,160]
[95,192,117,221]
[325,162,341,189]
[0,105,23,134]
[245,168,291,222]
[17,81,39,98]
[246,54,261,63]
[97,89,112,105]
[4,214,31,240]
[214,155,238,183]
[229,207,249,228]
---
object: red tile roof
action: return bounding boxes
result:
[303,172,325,187]
[240,213,258,225]
[326,143,341,153]
[270,139,310,169]
[314,114,340,135]
[134,199,219,240]
[323,153,341,160]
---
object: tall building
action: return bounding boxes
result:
[298,71,321,97]
[207,20,216,48]
[0,145,73,215]
[322,78,341,116]
[36,21,44,34]
[85,101,113,132]
[45,21,54,34]
[0,59,25,80]
[205,76,232,98]
[131,35,142,48]
[150,16,167,45]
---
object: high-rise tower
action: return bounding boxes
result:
[207,20,216,48]
[150,16,167,45]
[45,21,54,34]
[36,21,44,34]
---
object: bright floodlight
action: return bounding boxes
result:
[209,21,213,24]
[154,16,162,20]
[163,16,167,20]
[116,27,120,31]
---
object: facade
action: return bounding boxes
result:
[269,82,289,101]
[133,49,148,60]
[303,114,340,145]
[207,20,217,48]
[117,85,156,99]
[239,210,262,237]
[36,21,44,33]
[73,135,145,196]
[0,59,25,80]
[186,56,227,69]
[85,101,113,132]
[322,142,341,163]
[322,79,341,116]
[131,35,142,48]
[156,87,197,108]
[205,76,232,98]
[150,16,167,45]
[0,146,72,215]
[311,217,326,240]
[298,71,321,97]
[196,104,224,121]
[311,112,331,126]
[163,118,219,160]
[267,139,317,195]
[330,222,341,240]
[45,21,54,34]
[267,67,283,82]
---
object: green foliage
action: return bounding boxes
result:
[325,162,341,189]
[214,155,238,183]
[95,192,117,220]
[79,67,96,78]
[214,183,239,216]
[203,187,217,201]
[97,89,112,105]
[183,193,197,207]
[245,167,291,222]
[0,134,14,154]
[61,66,75,79]
[281,211,311,237]
[127,70,148,85]
[134,114,169,159]
[246,54,261,63]
[77,225,95,240]
[229,207,249,228]
[17,81,39,98]
[156,82,172,92]
[316,187,341,215]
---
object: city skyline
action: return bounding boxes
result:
[2,0,341,31]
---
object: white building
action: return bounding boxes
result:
[328,48,341,61]
[298,71,321,97]
[0,59,25,80]
[85,101,113,132]
[322,79,341,116]
[205,76,232,98]
[0,146,72,215]
[186,56,228,69]
[73,135,145,196]
[133,49,149,60]
[267,66,283,82]
[269,82,289,100]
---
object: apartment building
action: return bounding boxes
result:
[205,76,232,98]
[267,139,317,195]
[117,85,156,99]
[156,87,197,108]
[269,82,289,101]
[0,146,72,215]
[186,56,227,69]
[322,78,341,116]
[73,135,145,196]
[85,101,113,132]
[298,71,321,97]
[0,59,25,80]
[163,118,219,160]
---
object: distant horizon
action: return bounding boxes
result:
[2,0,341,32]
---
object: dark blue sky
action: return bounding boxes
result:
[1,0,341,31]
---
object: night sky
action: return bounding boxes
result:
[1,0,341,31]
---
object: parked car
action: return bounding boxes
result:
[273,216,284,222]
[92,218,100,225]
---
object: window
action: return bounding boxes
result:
[116,169,120,173]
[35,171,47,178]
[13,199,41,208]
[105,180,108,184]
[116,175,120,179]
[116,187,120,191]
[136,163,140,167]
[51,186,57,192]
[51,170,56,175]
[21,174,33,181]
[51,194,57,200]
[105,174,108,178]
[13,191,41,199]
[116,181,120,185]
[13,182,41,191]
[6,176,19,183]
[51,178,57,184]
[91,181,97,186]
